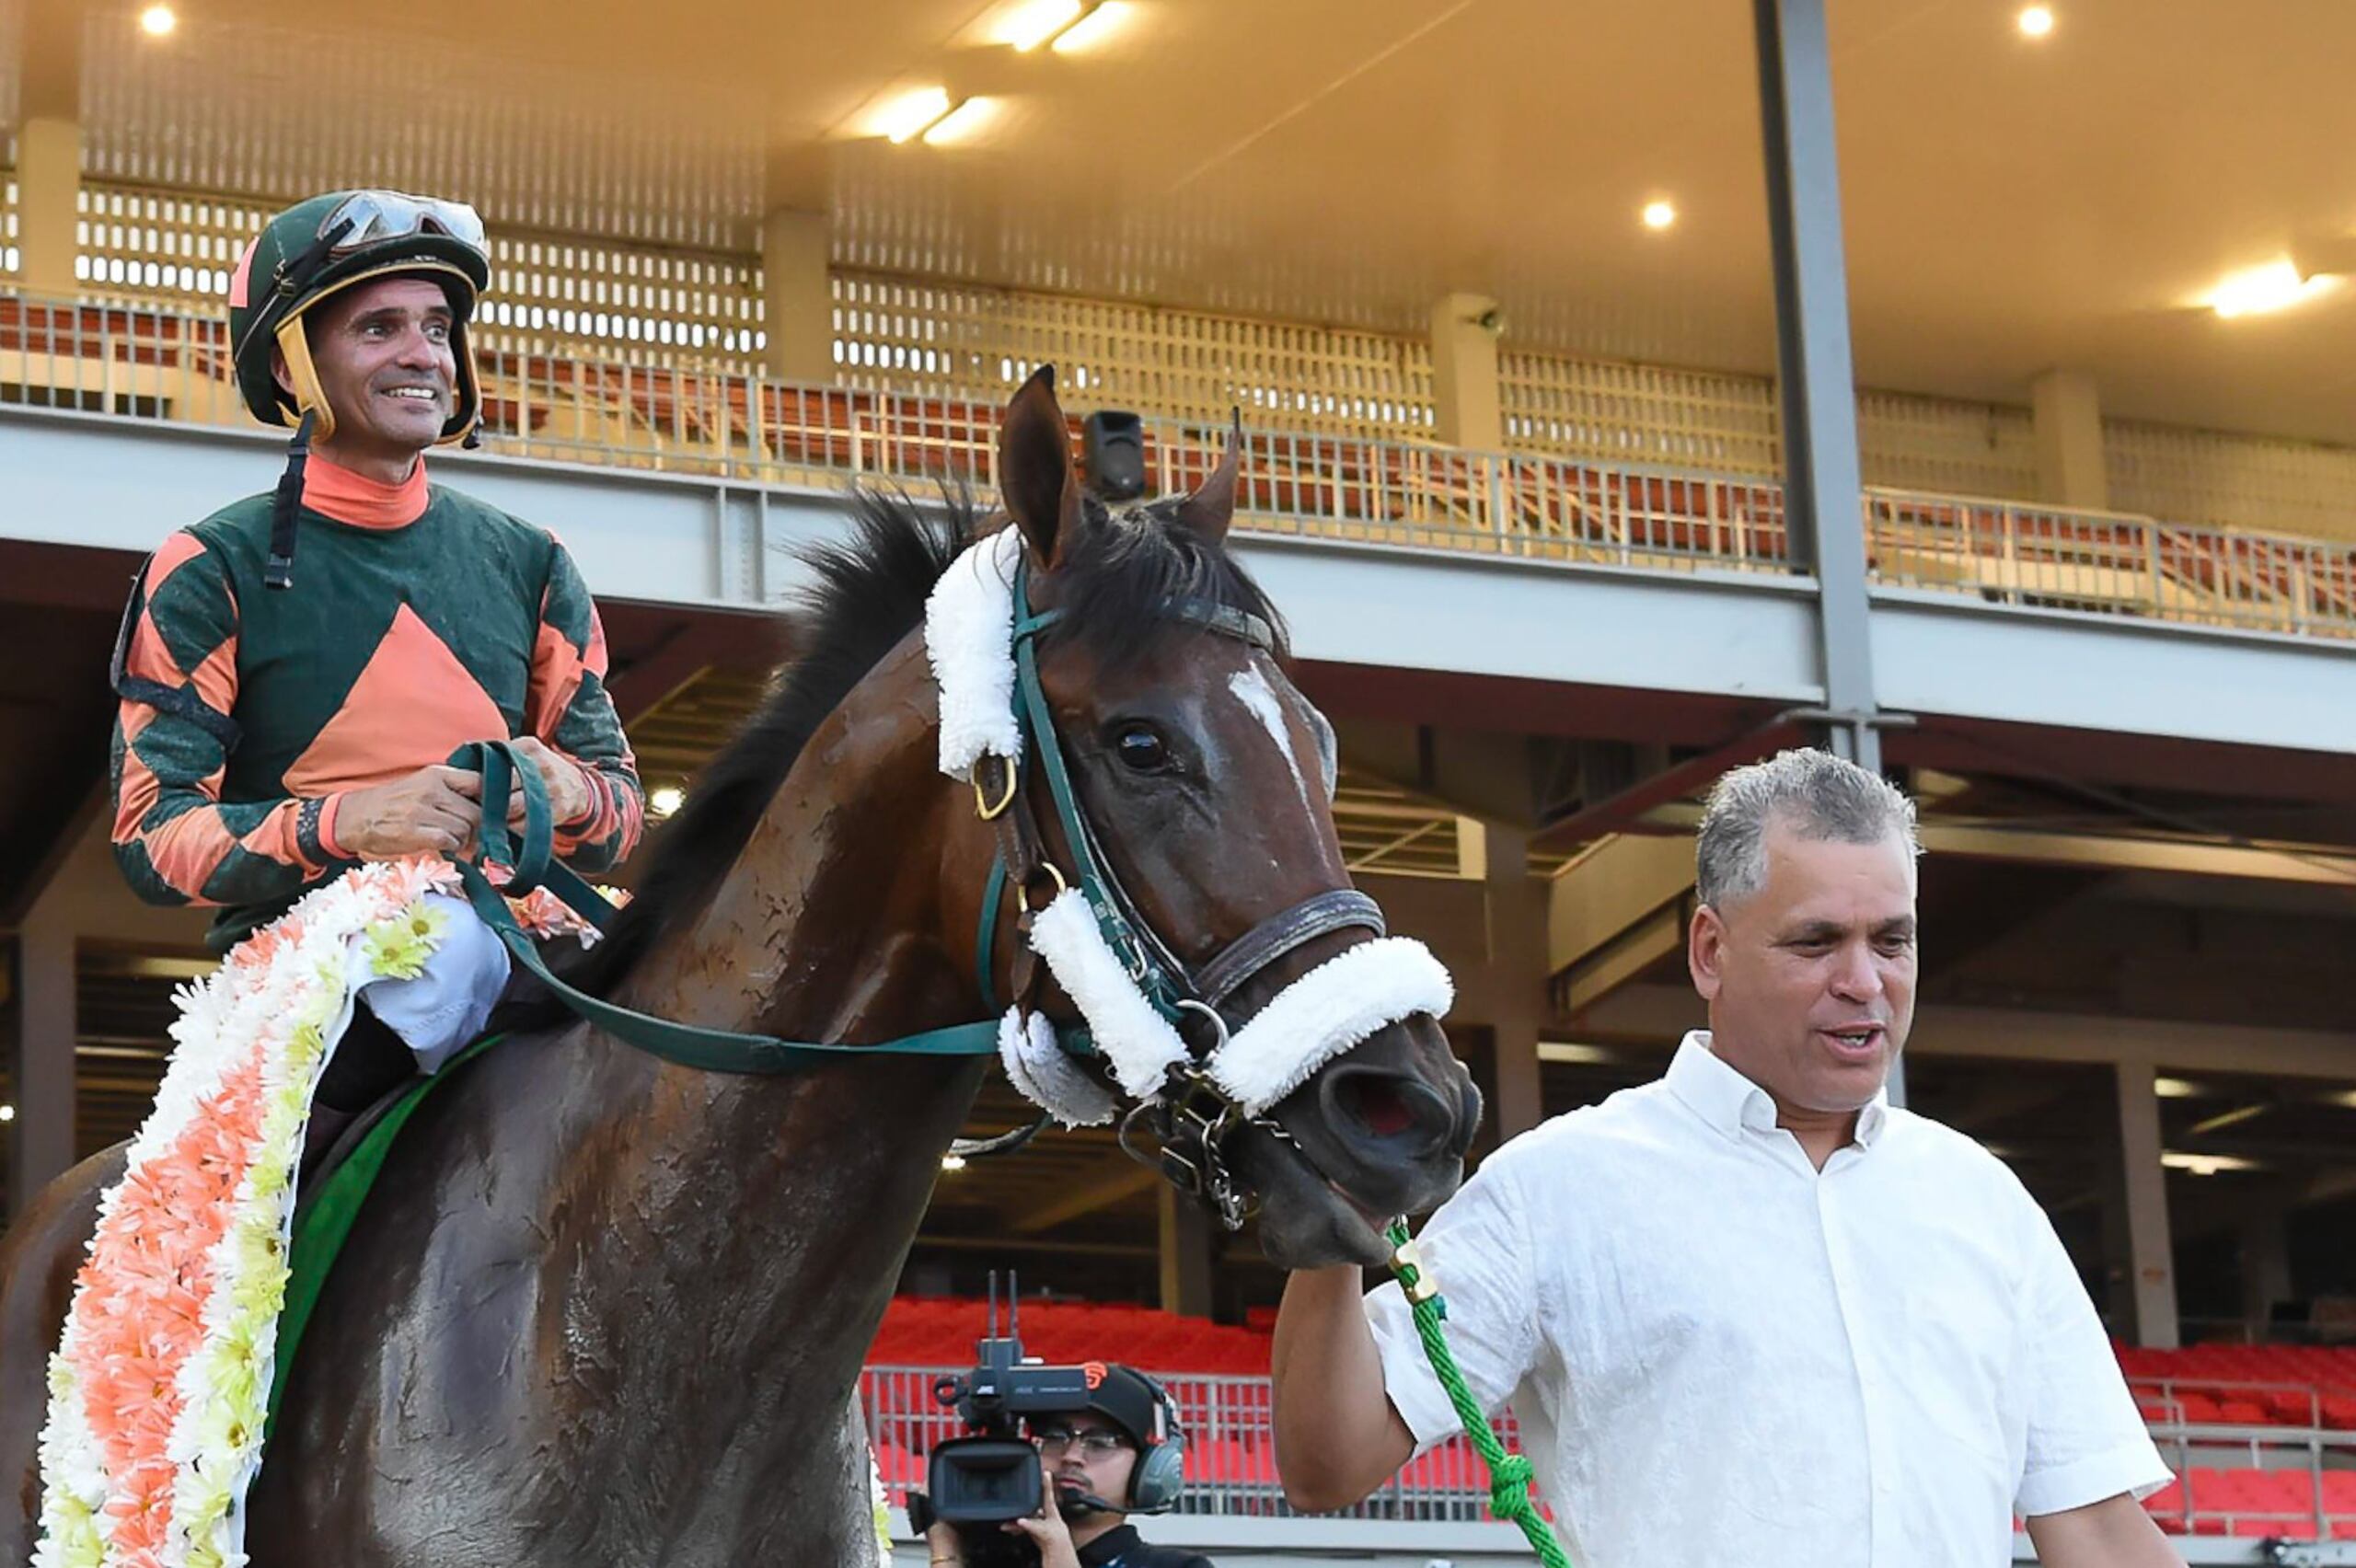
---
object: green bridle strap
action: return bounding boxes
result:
[976,854,1010,1015]
[1383,1217,1571,1566]
[445,741,1004,1075]
[1009,571,1194,1025]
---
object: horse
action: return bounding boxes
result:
[0,366,1478,1566]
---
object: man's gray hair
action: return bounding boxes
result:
[1695,748,1921,907]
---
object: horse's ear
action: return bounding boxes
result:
[998,364,1084,569]
[1172,409,1242,546]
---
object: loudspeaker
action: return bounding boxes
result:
[1082,409,1147,502]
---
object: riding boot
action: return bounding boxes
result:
[296,1104,359,1185]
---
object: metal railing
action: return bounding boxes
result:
[11,289,2356,640]
[864,1364,2356,1539]
[1865,487,2356,640]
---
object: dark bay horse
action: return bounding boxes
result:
[0,367,1476,1566]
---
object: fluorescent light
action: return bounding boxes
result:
[922,98,999,146]
[1051,2,1132,54]
[2152,1076,2202,1099]
[877,86,954,144]
[2162,1151,2259,1176]
[139,4,176,36]
[999,0,1083,51]
[1537,1041,1621,1066]
[941,1152,968,1172]
[1641,200,1677,231]
[649,785,686,818]
[2016,6,2054,38]
[2209,259,2337,319]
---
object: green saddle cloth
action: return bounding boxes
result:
[264,1032,502,1439]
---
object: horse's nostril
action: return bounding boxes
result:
[1321,1066,1454,1157]
[1340,1073,1415,1137]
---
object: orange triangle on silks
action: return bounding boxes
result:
[283,604,510,795]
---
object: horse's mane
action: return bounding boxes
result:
[577,484,1287,994]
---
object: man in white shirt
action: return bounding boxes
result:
[1269,749,2182,1567]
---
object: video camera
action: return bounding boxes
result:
[905,1274,1107,1568]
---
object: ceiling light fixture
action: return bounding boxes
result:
[922,98,999,146]
[999,0,1084,51]
[2151,1076,2202,1099]
[877,86,955,144]
[138,3,177,36]
[1642,200,1678,232]
[1050,2,1131,54]
[0,1103,14,1124]
[649,785,686,818]
[2016,6,2055,38]
[940,1152,968,1172]
[2209,259,2338,318]
[2161,1151,2259,1177]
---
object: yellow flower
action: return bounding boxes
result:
[362,903,449,980]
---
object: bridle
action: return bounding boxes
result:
[965,558,1389,1225]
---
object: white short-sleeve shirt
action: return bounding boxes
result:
[1365,1032,2169,1568]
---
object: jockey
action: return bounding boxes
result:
[108,189,645,1141]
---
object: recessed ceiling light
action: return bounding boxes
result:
[998,0,1083,52]
[2161,1150,2260,1176]
[0,1103,15,1124]
[922,98,999,146]
[2017,6,2055,38]
[2208,259,2337,319]
[649,785,686,817]
[1051,2,1132,54]
[1641,200,1678,231]
[877,86,954,144]
[138,3,177,36]
[940,1152,968,1171]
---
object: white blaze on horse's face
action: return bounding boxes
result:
[1227,663,1311,813]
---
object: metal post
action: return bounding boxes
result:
[1753,0,1880,778]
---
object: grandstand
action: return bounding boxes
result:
[6,0,2356,1562]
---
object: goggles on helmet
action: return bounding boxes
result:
[318,190,488,259]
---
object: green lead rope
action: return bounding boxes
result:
[1384,1217,1572,1567]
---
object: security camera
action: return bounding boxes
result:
[1470,306,1505,338]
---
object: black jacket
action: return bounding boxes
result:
[1077,1522,1213,1568]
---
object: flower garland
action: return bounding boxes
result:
[34,857,897,1568]
[32,859,594,1568]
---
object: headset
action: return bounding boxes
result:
[1124,1372,1187,1515]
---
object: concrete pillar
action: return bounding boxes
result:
[2238,1208,2292,1343]
[1156,1182,1216,1320]
[15,117,83,297]
[2030,369,2109,511]
[1428,293,1504,453]
[759,208,833,385]
[1478,823,1545,1142]
[8,917,76,1216]
[17,0,83,298]
[2113,1061,2180,1348]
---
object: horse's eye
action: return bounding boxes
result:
[1114,723,1172,773]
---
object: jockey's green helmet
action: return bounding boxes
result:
[226,189,491,444]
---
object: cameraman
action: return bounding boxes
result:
[923,1365,1213,1568]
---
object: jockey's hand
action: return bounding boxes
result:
[334,766,483,860]
[504,735,594,827]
